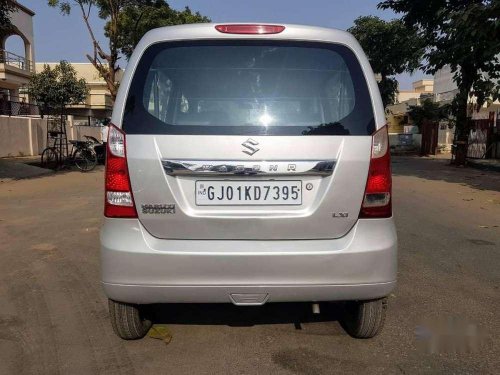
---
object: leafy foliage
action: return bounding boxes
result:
[348,16,425,107]
[47,1,210,102]
[111,1,210,59]
[0,0,16,34]
[28,61,88,112]
[48,0,136,16]
[378,0,500,140]
[48,1,128,101]
[377,77,399,108]
[407,98,451,130]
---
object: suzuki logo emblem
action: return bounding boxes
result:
[241,138,260,156]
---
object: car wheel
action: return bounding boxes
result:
[340,297,387,339]
[108,299,152,340]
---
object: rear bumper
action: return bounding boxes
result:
[100,218,397,304]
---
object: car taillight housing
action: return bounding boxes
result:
[215,24,285,34]
[359,125,392,218]
[104,124,137,218]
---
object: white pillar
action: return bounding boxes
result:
[27,117,35,155]
[68,115,75,140]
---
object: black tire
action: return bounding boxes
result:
[74,147,97,172]
[41,147,59,170]
[108,299,152,340]
[340,298,388,339]
[94,144,106,164]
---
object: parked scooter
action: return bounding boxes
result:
[84,135,106,164]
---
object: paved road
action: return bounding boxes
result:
[0,156,499,374]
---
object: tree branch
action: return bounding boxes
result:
[77,1,110,62]
[74,1,118,99]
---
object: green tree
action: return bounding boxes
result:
[112,1,210,59]
[28,61,88,113]
[407,98,451,131]
[378,0,500,165]
[47,1,210,102]
[348,16,425,107]
[0,0,16,34]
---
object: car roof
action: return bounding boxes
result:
[139,22,358,46]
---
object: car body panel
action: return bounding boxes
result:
[113,23,384,240]
[126,134,371,239]
[101,23,396,304]
[101,217,397,304]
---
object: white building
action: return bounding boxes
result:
[433,66,459,103]
[0,1,36,103]
[386,79,435,133]
[397,79,434,103]
[35,62,120,122]
[433,65,500,120]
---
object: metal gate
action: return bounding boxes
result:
[467,117,495,159]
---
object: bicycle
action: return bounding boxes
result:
[41,138,98,172]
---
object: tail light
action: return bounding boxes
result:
[104,124,137,218]
[215,24,285,34]
[359,125,392,218]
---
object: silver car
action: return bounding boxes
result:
[101,23,397,340]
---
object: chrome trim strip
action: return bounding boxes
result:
[162,160,336,176]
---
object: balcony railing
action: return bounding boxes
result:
[0,94,112,118]
[0,49,33,72]
[68,93,114,111]
[0,100,40,117]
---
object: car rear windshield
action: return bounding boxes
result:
[122,40,375,136]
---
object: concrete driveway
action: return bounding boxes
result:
[0,156,499,374]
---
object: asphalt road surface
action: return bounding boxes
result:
[0,156,499,375]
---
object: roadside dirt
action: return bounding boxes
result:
[0,158,499,374]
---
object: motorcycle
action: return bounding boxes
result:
[84,135,106,164]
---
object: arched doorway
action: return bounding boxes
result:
[3,33,29,70]
[1,31,33,104]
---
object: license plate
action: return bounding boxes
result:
[195,180,302,206]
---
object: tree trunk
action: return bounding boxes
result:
[453,92,474,166]
[107,60,118,103]
[452,66,474,166]
[107,5,119,104]
[78,1,119,104]
[452,90,470,166]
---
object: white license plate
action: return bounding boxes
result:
[195,180,302,206]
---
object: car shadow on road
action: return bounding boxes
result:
[149,302,344,329]
[392,156,500,192]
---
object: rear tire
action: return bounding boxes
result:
[74,147,97,172]
[340,298,387,339]
[108,299,152,340]
[41,147,59,170]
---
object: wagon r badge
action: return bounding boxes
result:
[141,204,175,214]
[332,212,348,218]
[241,138,260,156]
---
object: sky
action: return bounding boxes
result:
[9,0,431,89]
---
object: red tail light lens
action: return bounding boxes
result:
[104,124,137,218]
[360,125,392,218]
[215,24,285,34]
